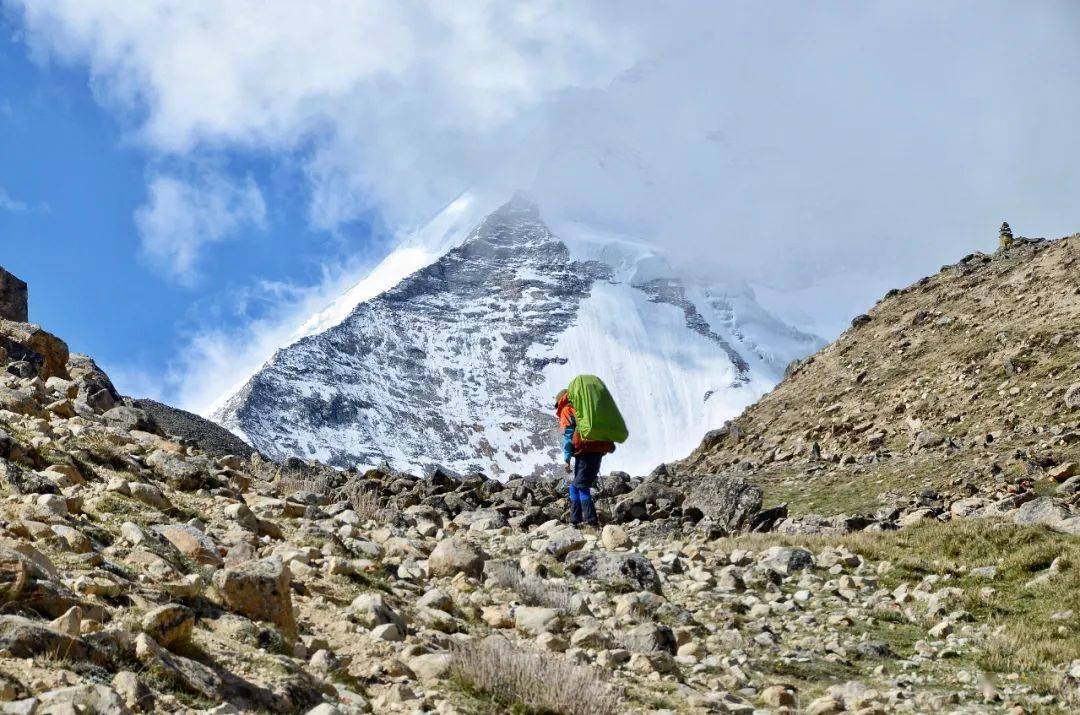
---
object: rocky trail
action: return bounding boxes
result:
[0,236,1077,715]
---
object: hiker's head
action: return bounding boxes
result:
[554,389,568,411]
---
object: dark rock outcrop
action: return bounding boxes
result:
[0,267,27,322]
[134,398,254,458]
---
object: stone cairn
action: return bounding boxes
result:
[999,221,1014,250]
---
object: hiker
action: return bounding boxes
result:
[555,375,628,527]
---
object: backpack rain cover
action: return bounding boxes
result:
[567,374,629,443]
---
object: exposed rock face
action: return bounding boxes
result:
[0,267,27,322]
[215,198,610,475]
[214,196,820,476]
[0,319,69,380]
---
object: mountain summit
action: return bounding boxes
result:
[212,195,821,475]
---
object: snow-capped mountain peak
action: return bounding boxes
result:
[212,196,822,476]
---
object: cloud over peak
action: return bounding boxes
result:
[135,170,266,286]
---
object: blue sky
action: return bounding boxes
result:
[0,18,386,406]
[3,2,1080,414]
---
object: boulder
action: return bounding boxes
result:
[1013,497,1074,533]
[565,550,661,593]
[111,671,155,713]
[758,546,815,576]
[67,353,120,413]
[407,653,452,684]
[514,606,562,635]
[601,524,631,550]
[678,474,763,530]
[135,633,222,699]
[1049,462,1079,482]
[0,615,107,665]
[0,268,27,322]
[543,527,585,558]
[621,622,676,654]
[35,684,131,715]
[1064,383,1080,410]
[103,406,158,434]
[428,538,485,578]
[145,451,203,491]
[613,480,683,522]
[141,603,194,650]
[0,386,41,417]
[128,482,171,511]
[349,592,406,634]
[213,556,298,642]
[0,319,69,379]
[154,524,222,566]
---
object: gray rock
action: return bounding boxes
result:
[0,268,28,322]
[350,592,406,634]
[428,538,485,578]
[514,606,562,635]
[621,622,676,654]
[544,527,585,558]
[111,671,154,713]
[564,550,661,593]
[145,450,205,491]
[1013,496,1074,533]
[36,685,131,715]
[141,603,194,650]
[103,406,158,434]
[677,474,763,530]
[0,615,107,665]
[1064,383,1080,410]
[758,546,815,576]
[135,633,222,700]
[213,556,298,643]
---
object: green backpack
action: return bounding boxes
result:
[567,374,629,443]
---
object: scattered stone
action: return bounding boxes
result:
[141,603,194,650]
[213,556,298,643]
[428,537,485,578]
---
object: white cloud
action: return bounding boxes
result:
[134,170,267,286]
[0,187,29,213]
[8,0,632,228]
[8,1,1080,408]
[105,258,380,412]
[0,186,48,215]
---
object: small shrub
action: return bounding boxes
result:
[486,561,577,612]
[451,637,622,715]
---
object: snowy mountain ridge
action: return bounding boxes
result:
[212,195,823,476]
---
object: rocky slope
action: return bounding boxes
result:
[677,234,1080,527]
[213,195,821,477]
[0,272,1077,713]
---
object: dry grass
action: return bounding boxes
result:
[485,561,577,612]
[278,467,397,523]
[451,636,622,715]
[713,518,1080,699]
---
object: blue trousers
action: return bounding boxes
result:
[569,453,602,524]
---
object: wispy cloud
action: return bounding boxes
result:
[0,187,29,213]
[103,257,378,413]
[134,170,267,286]
[0,186,47,214]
